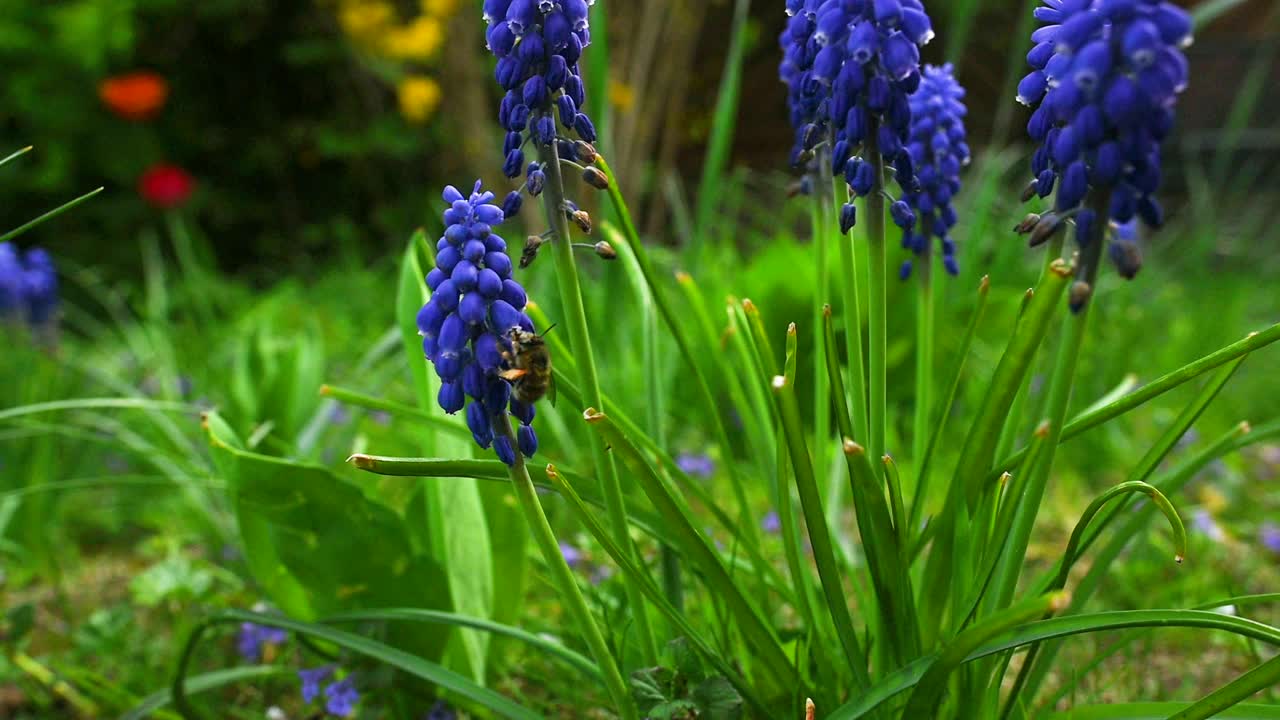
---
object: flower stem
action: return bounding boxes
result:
[833,178,869,444]
[538,142,659,664]
[912,251,934,476]
[865,122,895,502]
[497,417,637,720]
[810,154,834,522]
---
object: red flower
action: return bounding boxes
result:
[139,164,195,209]
[99,72,169,121]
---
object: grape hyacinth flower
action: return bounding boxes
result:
[0,242,59,328]
[298,666,334,704]
[1261,522,1280,555]
[762,510,781,534]
[777,0,935,227]
[324,677,360,717]
[483,0,598,216]
[559,541,583,568]
[236,621,287,662]
[425,700,457,720]
[417,181,538,466]
[899,64,970,279]
[675,452,716,479]
[1016,0,1192,299]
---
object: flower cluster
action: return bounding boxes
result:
[484,0,597,215]
[299,666,359,717]
[0,242,58,328]
[1017,0,1192,241]
[418,181,538,465]
[900,63,970,279]
[778,0,935,231]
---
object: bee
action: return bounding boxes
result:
[499,326,556,405]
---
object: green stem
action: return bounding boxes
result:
[833,177,870,445]
[500,418,636,720]
[865,122,888,467]
[539,143,658,664]
[811,157,834,526]
[912,252,934,485]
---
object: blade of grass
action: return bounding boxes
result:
[990,321,1280,481]
[173,610,543,720]
[692,0,752,245]
[828,610,1280,720]
[770,321,872,688]
[1166,654,1280,720]
[544,464,774,717]
[0,187,104,244]
[582,407,800,690]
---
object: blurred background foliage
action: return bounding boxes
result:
[2,0,1275,275]
[1,0,1279,717]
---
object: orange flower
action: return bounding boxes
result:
[99,72,169,121]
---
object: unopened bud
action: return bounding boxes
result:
[593,240,616,260]
[571,210,593,234]
[582,166,609,190]
[1068,280,1093,312]
[1028,213,1065,247]
[1021,179,1039,203]
[520,235,546,269]
[1109,241,1142,280]
[1013,213,1041,234]
[573,141,598,165]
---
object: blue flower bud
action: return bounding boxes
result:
[890,200,915,229]
[494,435,516,466]
[840,203,857,233]
[502,191,523,218]
[517,424,538,457]
[439,381,465,414]
[467,403,494,447]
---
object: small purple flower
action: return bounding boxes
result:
[676,453,715,479]
[425,699,457,720]
[328,403,352,425]
[589,564,614,585]
[324,677,359,717]
[762,510,781,534]
[237,621,287,662]
[0,242,59,328]
[298,666,334,704]
[1260,523,1280,554]
[1191,509,1225,543]
[559,541,582,568]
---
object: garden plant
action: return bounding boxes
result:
[2,0,1279,719]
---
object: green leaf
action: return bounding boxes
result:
[0,186,104,244]
[693,675,746,720]
[1164,653,1280,720]
[204,411,452,663]
[1045,703,1280,720]
[396,230,434,415]
[173,610,541,720]
[123,666,290,720]
[828,609,1280,719]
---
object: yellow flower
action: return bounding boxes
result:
[609,80,635,113]
[339,0,396,41]
[382,16,444,61]
[399,75,442,124]
[422,0,460,17]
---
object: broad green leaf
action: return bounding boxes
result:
[204,411,451,663]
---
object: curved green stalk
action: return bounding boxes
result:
[496,417,636,720]
[539,144,658,664]
[865,122,888,467]
[912,253,934,471]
